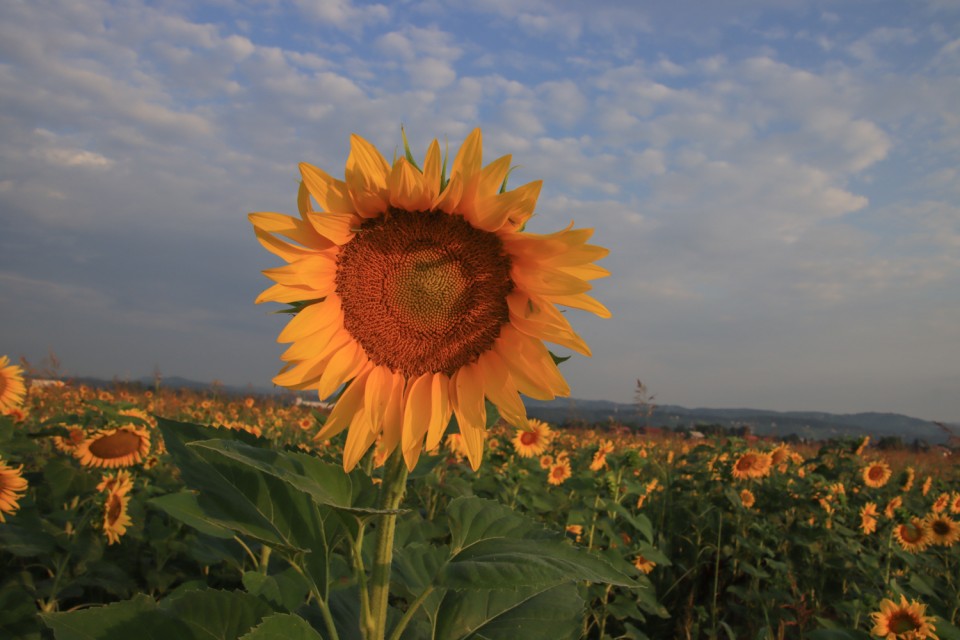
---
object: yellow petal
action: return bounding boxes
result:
[422,139,442,203]
[255,282,320,305]
[476,350,528,429]
[450,128,483,184]
[249,211,333,251]
[401,373,433,470]
[303,211,359,245]
[343,408,378,472]
[345,134,390,218]
[314,368,371,441]
[364,365,394,434]
[494,325,569,400]
[471,180,542,232]
[451,364,486,471]
[277,296,342,344]
[317,341,369,400]
[507,291,591,356]
[252,224,323,263]
[558,263,611,281]
[279,315,343,361]
[379,373,406,455]
[261,253,337,288]
[511,262,593,297]
[387,158,431,211]
[476,155,512,200]
[432,171,463,214]
[300,162,354,213]
[425,373,452,451]
[549,292,612,319]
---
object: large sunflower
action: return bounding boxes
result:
[0,355,26,413]
[251,129,609,471]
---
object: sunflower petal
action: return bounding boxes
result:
[364,365,393,434]
[451,363,486,470]
[550,292,612,319]
[511,262,593,297]
[345,134,390,218]
[249,212,333,251]
[277,296,342,344]
[422,139,442,203]
[379,373,406,455]
[472,180,542,231]
[300,162,354,213]
[314,368,371,441]
[476,350,528,429]
[507,291,591,356]
[317,342,370,400]
[401,373,433,471]
[343,409,378,472]
[388,157,431,211]
[425,373,452,451]
[255,282,320,305]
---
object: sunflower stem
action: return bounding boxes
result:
[365,448,409,640]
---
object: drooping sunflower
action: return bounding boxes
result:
[870,595,938,640]
[0,355,26,413]
[632,554,656,574]
[925,514,960,547]
[860,502,879,535]
[251,129,609,471]
[102,486,133,545]
[863,460,892,488]
[894,517,931,553]
[96,469,134,496]
[511,419,553,458]
[75,425,151,469]
[53,425,87,454]
[0,457,28,522]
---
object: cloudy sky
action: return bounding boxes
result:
[1,0,958,421]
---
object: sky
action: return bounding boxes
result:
[1,0,959,422]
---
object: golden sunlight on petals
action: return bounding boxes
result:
[425,373,452,451]
[253,225,325,263]
[299,162,353,213]
[507,292,591,356]
[262,253,338,288]
[421,140,442,202]
[472,180,542,232]
[387,158,432,212]
[364,366,394,434]
[316,341,369,400]
[401,373,434,470]
[475,350,527,428]
[343,409,378,472]
[549,292,612,319]
[345,134,391,217]
[249,211,333,251]
[315,369,372,441]
[254,282,322,305]
[304,211,359,245]
[277,297,342,344]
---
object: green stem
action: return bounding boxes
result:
[712,511,723,640]
[387,586,435,640]
[365,449,409,640]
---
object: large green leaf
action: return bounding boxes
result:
[433,582,582,640]
[40,594,193,640]
[239,614,325,640]
[159,589,275,640]
[442,537,639,589]
[148,491,236,539]
[442,496,639,589]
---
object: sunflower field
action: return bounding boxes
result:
[1,375,958,640]
[2,130,960,640]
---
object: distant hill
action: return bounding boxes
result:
[57,374,957,445]
[524,398,957,445]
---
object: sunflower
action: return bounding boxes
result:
[894,518,931,553]
[632,554,656,574]
[102,487,133,545]
[739,489,756,509]
[53,426,87,454]
[925,514,960,547]
[0,457,28,522]
[901,466,916,493]
[921,476,932,496]
[96,469,134,496]
[951,492,960,514]
[931,492,949,514]
[547,458,572,485]
[538,454,554,469]
[511,419,553,458]
[870,595,938,640]
[565,524,583,542]
[731,451,772,480]
[0,355,26,413]
[863,460,892,488]
[75,425,151,469]
[860,502,879,535]
[251,129,609,472]
[885,496,903,519]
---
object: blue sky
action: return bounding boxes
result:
[1,0,958,421]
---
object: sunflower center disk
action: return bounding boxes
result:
[89,431,143,460]
[336,209,513,377]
